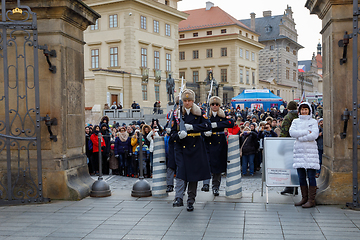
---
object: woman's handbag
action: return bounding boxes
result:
[239,137,248,158]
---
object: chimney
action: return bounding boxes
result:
[250,12,256,31]
[206,1,214,11]
[263,10,272,17]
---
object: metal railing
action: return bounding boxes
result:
[104,107,167,119]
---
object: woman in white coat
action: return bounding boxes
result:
[289,102,320,208]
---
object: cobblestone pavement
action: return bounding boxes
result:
[0,171,359,240]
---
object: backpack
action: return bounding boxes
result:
[88,139,93,151]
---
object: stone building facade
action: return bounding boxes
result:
[298,43,323,103]
[178,2,264,104]
[83,0,187,123]
[241,6,304,102]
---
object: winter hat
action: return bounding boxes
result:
[209,96,222,105]
[287,101,297,110]
[182,89,195,101]
[318,118,323,123]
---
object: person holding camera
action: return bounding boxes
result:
[114,127,132,176]
[131,130,140,177]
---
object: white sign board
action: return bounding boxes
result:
[264,138,299,187]
[244,89,270,93]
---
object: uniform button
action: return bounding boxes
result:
[193,145,195,147]
[183,146,185,148]
[210,142,212,144]
[218,142,220,144]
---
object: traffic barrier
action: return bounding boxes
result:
[226,135,242,198]
[152,136,168,197]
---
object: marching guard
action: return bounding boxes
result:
[171,89,211,211]
[204,96,234,196]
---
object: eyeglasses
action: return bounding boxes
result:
[211,103,219,106]
[120,129,125,132]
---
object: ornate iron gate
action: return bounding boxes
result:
[0,0,46,204]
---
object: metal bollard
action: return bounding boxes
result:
[90,133,111,197]
[131,132,152,197]
[226,135,242,198]
[152,136,167,197]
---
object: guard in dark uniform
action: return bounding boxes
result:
[204,96,234,196]
[172,89,211,211]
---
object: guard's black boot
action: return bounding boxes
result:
[213,188,219,196]
[166,185,174,192]
[201,184,209,192]
[187,202,194,212]
[173,198,183,207]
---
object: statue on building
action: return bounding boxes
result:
[166,73,175,104]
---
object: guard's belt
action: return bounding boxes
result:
[187,133,201,137]
[212,131,225,135]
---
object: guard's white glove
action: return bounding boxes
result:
[178,130,187,139]
[211,122,217,128]
[204,131,212,137]
[185,124,193,131]
[166,128,171,134]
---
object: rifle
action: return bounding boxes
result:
[164,103,177,129]
[178,77,187,133]
[206,70,215,118]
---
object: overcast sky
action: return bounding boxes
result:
[178,0,322,61]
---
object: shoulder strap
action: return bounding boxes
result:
[240,137,249,151]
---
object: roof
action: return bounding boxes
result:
[179,6,255,33]
[240,15,283,42]
[232,89,283,102]
[240,15,303,48]
[298,60,312,72]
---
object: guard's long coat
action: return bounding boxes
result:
[204,109,234,174]
[171,104,211,182]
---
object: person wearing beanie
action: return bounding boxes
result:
[203,96,234,196]
[290,102,320,208]
[279,100,299,196]
[171,89,212,211]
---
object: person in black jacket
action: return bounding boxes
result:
[100,123,111,175]
[85,126,94,175]
[240,126,258,176]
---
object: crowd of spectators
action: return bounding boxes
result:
[85,101,323,178]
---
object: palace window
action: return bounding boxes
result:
[193,71,199,83]
[240,69,243,83]
[154,51,160,70]
[141,48,147,67]
[142,85,147,100]
[193,50,199,59]
[91,49,99,68]
[109,14,118,28]
[166,53,171,72]
[165,24,171,36]
[193,32,198,37]
[140,16,147,29]
[179,51,185,60]
[206,49,213,58]
[91,19,99,30]
[154,20,159,33]
[221,69,227,82]
[221,29,227,34]
[221,48,227,57]
[155,85,160,101]
[110,47,118,67]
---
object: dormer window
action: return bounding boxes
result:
[265,24,272,33]
[165,0,168,5]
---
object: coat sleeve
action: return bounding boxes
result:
[128,138,132,153]
[131,136,137,147]
[270,130,278,137]
[215,117,235,129]
[297,120,319,142]
[192,112,212,132]
[289,119,309,138]
[146,131,153,141]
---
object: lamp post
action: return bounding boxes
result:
[131,132,152,197]
[90,133,111,197]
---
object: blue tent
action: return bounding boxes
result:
[231,89,283,111]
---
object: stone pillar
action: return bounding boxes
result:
[198,82,207,104]
[306,0,359,204]
[22,0,99,200]
[218,84,224,100]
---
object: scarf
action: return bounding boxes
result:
[119,132,129,142]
